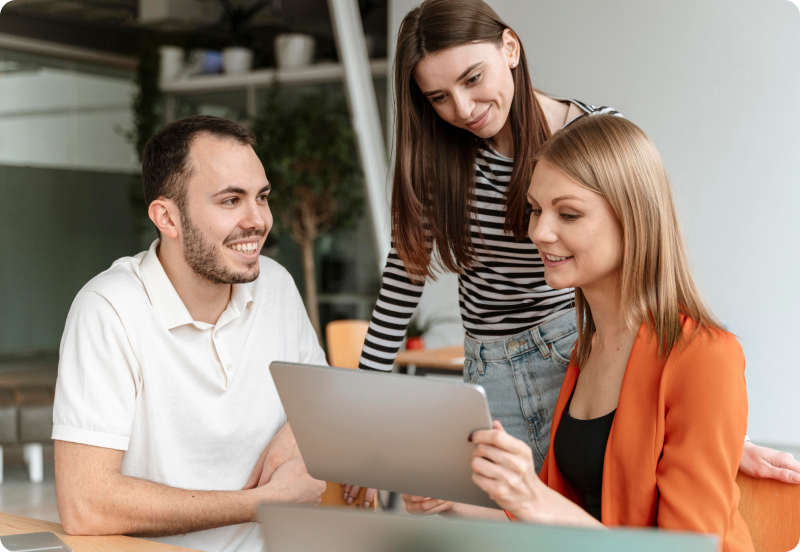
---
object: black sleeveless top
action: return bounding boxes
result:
[553,392,616,521]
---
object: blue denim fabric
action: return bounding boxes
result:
[463,309,577,471]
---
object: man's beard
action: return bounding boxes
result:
[181,211,262,285]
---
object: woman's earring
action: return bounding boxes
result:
[512,61,518,68]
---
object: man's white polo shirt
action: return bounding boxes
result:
[53,240,326,552]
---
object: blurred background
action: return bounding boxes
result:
[0,0,798,523]
[0,0,390,520]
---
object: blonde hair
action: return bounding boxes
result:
[532,115,722,367]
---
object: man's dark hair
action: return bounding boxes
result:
[141,115,257,211]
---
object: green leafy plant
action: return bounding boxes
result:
[126,34,163,248]
[406,314,461,338]
[252,87,365,340]
[406,315,432,339]
[211,0,277,47]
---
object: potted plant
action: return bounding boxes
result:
[213,0,275,73]
[405,315,431,350]
[274,33,315,69]
[252,88,365,342]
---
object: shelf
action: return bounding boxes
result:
[160,59,388,94]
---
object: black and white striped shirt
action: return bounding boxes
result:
[360,100,620,371]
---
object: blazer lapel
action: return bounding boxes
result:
[539,363,582,504]
[601,323,667,526]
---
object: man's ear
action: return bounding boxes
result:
[148,198,180,239]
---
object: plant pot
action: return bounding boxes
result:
[274,33,316,69]
[222,47,254,75]
[184,49,223,77]
[406,337,425,350]
[159,46,184,82]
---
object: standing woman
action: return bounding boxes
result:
[358,0,611,467]
[345,0,800,506]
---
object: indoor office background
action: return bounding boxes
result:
[0,0,798,526]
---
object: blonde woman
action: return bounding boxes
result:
[406,115,754,551]
[346,0,797,511]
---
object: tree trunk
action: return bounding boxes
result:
[300,237,322,344]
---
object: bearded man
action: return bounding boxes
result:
[52,115,326,552]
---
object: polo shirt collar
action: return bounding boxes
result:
[230,279,254,317]
[140,240,256,330]
[141,240,195,330]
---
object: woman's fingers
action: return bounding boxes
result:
[364,487,377,508]
[471,425,530,457]
[423,500,454,515]
[402,494,452,515]
[472,440,510,465]
[472,471,496,494]
[471,455,515,483]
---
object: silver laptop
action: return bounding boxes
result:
[258,504,719,552]
[0,533,73,552]
[269,362,496,508]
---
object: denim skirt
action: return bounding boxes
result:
[463,309,577,471]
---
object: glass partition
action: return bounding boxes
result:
[0,47,139,357]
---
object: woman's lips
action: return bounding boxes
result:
[541,254,574,267]
[466,107,491,131]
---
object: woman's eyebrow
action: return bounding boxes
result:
[456,62,483,81]
[552,195,582,205]
[422,62,484,96]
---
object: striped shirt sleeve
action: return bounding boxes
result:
[358,245,425,371]
[357,100,621,371]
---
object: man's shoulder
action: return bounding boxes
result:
[79,251,149,305]
[254,255,295,288]
[247,256,303,313]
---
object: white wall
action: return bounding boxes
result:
[0,65,138,172]
[389,0,800,446]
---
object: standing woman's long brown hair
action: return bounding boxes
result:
[392,0,551,279]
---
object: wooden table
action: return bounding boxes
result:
[394,345,466,375]
[0,513,197,551]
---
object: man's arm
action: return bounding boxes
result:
[242,423,299,490]
[55,440,325,537]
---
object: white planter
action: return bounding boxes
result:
[222,47,254,75]
[159,46,184,82]
[275,34,316,69]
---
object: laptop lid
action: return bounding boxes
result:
[269,362,496,508]
[258,504,719,552]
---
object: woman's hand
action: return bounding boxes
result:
[739,442,800,484]
[470,421,602,527]
[469,420,543,521]
[402,494,455,516]
[342,485,377,508]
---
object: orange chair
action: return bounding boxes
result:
[325,320,370,369]
[736,472,800,552]
[319,320,376,509]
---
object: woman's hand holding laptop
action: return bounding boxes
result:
[469,422,603,527]
[400,421,601,527]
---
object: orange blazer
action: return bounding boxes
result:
[538,318,753,552]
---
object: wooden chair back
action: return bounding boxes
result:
[325,320,370,369]
[319,320,376,510]
[736,472,800,552]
